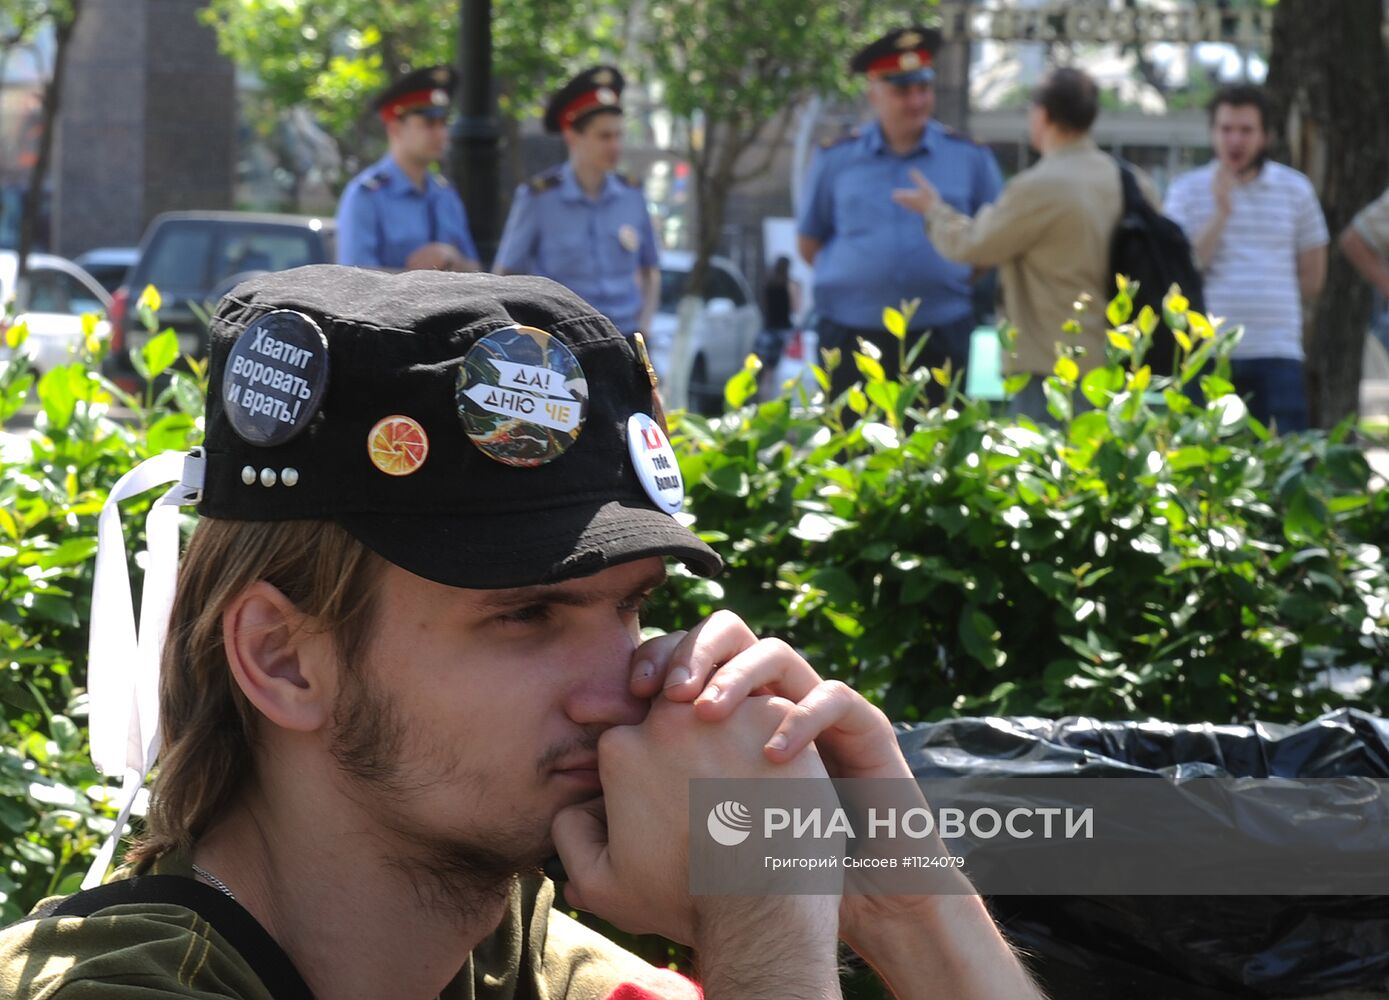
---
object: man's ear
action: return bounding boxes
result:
[223,581,336,733]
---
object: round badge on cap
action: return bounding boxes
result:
[456,325,589,468]
[368,414,429,477]
[221,310,330,447]
[627,412,683,514]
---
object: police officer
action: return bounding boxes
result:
[797,28,1003,401]
[495,66,660,338]
[336,66,480,272]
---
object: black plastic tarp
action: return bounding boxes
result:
[895,709,1389,998]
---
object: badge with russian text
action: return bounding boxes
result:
[455,325,589,467]
[627,412,683,513]
[221,310,330,447]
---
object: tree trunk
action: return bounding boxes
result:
[1265,0,1389,429]
[17,2,82,280]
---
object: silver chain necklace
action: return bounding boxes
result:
[191,862,238,902]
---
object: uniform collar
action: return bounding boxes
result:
[864,119,937,156]
[376,153,428,195]
[560,161,620,204]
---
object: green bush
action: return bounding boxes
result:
[655,290,1389,725]
[0,303,201,921]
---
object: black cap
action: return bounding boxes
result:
[543,65,625,133]
[201,266,722,589]
[849,27,941,84]
[372,65,457,121]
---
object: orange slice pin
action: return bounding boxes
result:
[368,415,429,477]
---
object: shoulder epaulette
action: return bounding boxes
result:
[819,128,860,150]
[360,172,385,191]
[615,172,642,188]
[527,168,563,194]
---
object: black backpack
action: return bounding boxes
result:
[1109,159,1206,375]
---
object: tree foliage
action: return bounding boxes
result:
[201,0,623,165]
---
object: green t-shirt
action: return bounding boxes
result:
[0,852,697,999]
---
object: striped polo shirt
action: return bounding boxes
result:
[1164,161,1328,361]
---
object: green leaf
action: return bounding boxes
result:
[854,352,885,384]
[703,463,750,497]
[822,608,865,638]
[1106,330,1133,352]
[1079,366,1123,408]
[1106,291,1133,327]
[1002,373,1031,396]
[957,605,1003,669]
[38,365,78,431]
[882,307,906,340]
[168,372,204,415]
[791,512,849,543]
[1042,377,1072,423]
[723,367,758,409]
[1136,305,1158,337]
[1322,445,1371,489]
[140,328,180,381]
[1283,483,1328,545]
[1053,356,1079,383]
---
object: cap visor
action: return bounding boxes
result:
[884,68,935,85]
[337,498,722,590]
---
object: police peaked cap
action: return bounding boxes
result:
[850,27,942,83]
[544,65,626,133]
[373,65,457,121]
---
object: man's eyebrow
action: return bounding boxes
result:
[473,567,669,610]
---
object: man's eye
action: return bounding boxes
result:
[498,604,551,626]
[619,592,653,616]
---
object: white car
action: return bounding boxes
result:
[645,250,762,414]
[0,251,111,378]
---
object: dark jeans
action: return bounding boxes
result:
[1230,358,1308,433]
[819,313,974,405]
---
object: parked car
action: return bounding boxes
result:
[106,211,336,389]
[645,250,762,414]
[74,246,140,295]
[0,250,111,378]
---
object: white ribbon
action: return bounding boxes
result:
[83,448,205,888]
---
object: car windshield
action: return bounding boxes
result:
[138,224,321,300]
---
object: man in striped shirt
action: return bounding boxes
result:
[1164,84,1328,432]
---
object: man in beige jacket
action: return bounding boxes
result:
[893,67,1124,418]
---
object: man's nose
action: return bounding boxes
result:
[563,621,647,728]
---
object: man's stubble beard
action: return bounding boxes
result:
[328,662,556,920]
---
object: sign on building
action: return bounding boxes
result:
[935,3,1273,46]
